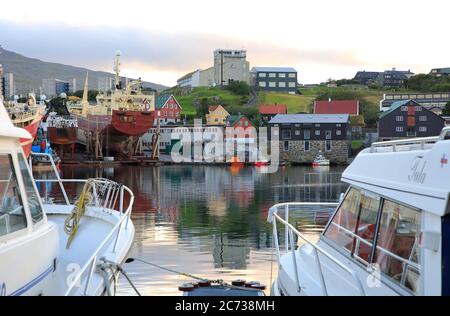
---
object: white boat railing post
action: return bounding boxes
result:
[313,247,328,296]
[272,217,281,263]
[83,255,97,296]
[289,229,301,293]
[119,185,124,216]
[285,204,289,254]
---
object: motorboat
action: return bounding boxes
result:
[312,154,330,167]
[0,100,135,296]
[268,127,450,296]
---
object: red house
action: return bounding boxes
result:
[155,94,182,125]
[314,99,359,116]
[226,115,253,129]
[259,104,287,122]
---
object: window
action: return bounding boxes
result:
[303,129,311,140]
[259,82,266,87]
[315,130,321,136]
[214,118,218,122]
[288,73,296,78]
[304,140,310,151]
[419,126,427,132]
[315,124,321,127]
[401,106,408,111]
[324,188,380,264]
[288,82,296,88]
[336,124,341,127]
[244,121,249,127]
[18,154,43,223]
[278,82,286,88]
[295,130,300,136]
[284,141,289,151]
[326,140,332,152]
[374,200,421,294]
[336,130,342,136]
[282,129,292,139]
[279,73,286,78]
[396,116,404,122]
[269,73,276,78]
[259,73,266,78]
[415,106,422,111]
[0,155,27,237]
[419,116,427,122]
[396,127,404,132]
[269,82,276,88]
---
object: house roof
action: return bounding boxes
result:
[227,114,250,126]
[269,114,349,124]
[354,71,380,80]
[379,99,414,119]
[155,94,180,109]
[177,70,199,82]
[251,67,297,73]
[314,100,359,115]
[259,104,287,115]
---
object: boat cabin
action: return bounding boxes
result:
[270,127,450,296]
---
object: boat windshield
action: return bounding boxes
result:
[0,154,27,237]
[17,154,44,223]
[323,187,422,294]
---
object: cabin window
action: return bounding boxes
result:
[18,154,44,223]
[373,200,421,294]
[324,188,380,264]
[282,129,291,140]
[0,154,27,237]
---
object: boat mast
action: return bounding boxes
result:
[81,72,89,116]
[113,50,121,91]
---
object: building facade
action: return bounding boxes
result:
[98,77,114,92]
[206,105,230,126]
[213,49,250,86]
[269,114,350,164]
[380,92,450,114]
[2,72,14,99]
[353,71,380,85]
[155,94,182,125]
[376,68,414,88]
[251,67,297,94]
[378,99,445,141]
[42,78,73,97]
[430,67,450,77]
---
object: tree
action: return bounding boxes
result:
[443,101,450,116]
[72,90,99,101]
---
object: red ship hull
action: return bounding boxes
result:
[76,110,154,157]
[19,116,41,157]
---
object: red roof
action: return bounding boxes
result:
[259,104,287,115]
[314,100,359,115]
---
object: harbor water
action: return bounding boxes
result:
[35,164,348,296]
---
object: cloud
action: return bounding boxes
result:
[0,20,367,84]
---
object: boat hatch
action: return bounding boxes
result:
[322,187,421,295]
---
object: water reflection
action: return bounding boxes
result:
[36,164,349,295]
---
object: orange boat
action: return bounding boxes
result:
[5,94,44,157]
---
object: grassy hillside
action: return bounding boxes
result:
[171,86,250,116]
[258,92,315,113]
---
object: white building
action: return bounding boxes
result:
[177,68,215,88]
[98,77,114,92]
[213,49,249,86]
[2,72,14,100]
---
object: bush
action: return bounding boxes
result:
[225,81,251,95]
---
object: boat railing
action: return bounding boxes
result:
[29,152,135,295]
[370,126,450,153]
[268,202,366,296]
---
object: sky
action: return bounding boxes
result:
[0,0,449,86]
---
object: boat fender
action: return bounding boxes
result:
[178,283,195,292]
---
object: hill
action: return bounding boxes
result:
[0,46,168,95]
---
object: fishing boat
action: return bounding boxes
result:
[72,52,155,159]
[268,127,450,296]
[312,153,330,166]
[0,100,135,296]
[45,101,78,161]
[4,93,45,157]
